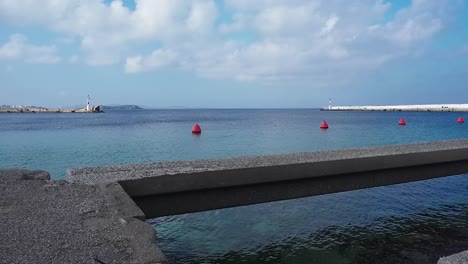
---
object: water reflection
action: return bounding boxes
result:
[160,204,468,264]
[149,175,468,264]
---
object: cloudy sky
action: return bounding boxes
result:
[0,0,467,108]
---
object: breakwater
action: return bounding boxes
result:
[69,139,468,218]
[3,139,468,263]
[321,104,468,112]
[0,106,103,113]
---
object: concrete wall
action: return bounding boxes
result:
[322,104,468,112]
[69,139,468,218]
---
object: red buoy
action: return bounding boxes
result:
[398,119,406,126]
[192,124,201,134]
[320,120,329,129]
[457,117,464,124]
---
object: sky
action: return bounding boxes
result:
[0,0,467,108]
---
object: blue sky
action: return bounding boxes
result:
[0,0,467,108]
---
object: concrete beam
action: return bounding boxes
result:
[438,250,468,264]
[133,159,468,218]
[68,139,468,218]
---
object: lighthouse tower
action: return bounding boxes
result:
[86,95,91,112]
[328,98,332,110]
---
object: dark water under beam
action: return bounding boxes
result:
[148,175,468,264]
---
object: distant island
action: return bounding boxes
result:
[102,105,143,110]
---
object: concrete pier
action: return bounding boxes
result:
[69,139,468,218]
[0,169,166,264]
[321,104,468,112]
[3,139,468,263]
[0,106,103,113]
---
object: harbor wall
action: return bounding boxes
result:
[322,104,468,112]
[4,139,468,263]
[69,139,468,218]
[0,105,103,113]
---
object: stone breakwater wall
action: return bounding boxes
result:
[68,139,468,218]
[322,104,468,112]
[0,106,102,113]
[3,139,468,263]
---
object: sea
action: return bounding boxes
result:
[1,109,467,264]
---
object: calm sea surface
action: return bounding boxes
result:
[1,109,467,263]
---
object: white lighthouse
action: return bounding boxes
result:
[86,95,91,112]
[328,98,332,110]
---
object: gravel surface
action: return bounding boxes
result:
[0,169,166,264]
[68,139,468,184]
[439,250,468,264]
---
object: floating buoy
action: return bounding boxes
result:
[192,123,201,134]
[398,119,406,126]
[320,120,329,129]
[457,117,464,124]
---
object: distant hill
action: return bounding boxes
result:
[102,105,143,110]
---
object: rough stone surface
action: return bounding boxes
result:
[67,139,468,263]
[0,169,166,264]
[1,168,51,182]
[68,139,468,198]
[69,139,468,184]
[438,250,468,264]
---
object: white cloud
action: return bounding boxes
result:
[125,49,178,73]
[254,4,318,36]
[0,0,209,64]
[320,15,339,35]
[186,0,218,33]
[0,0,458,84]
[0,34,61,64]
[218,13,247,33]
[378,0,449,47]
[0,0,74,25]
[387,18,441,46]
[124,0,452,84]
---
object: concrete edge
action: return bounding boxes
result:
[97,182,146,221]
[123,218,169,264]
[64,140,468,263]
[437,250,468,264]
[96,182,168,263]
[119,148,468,197]
[67,139,468,189]
[1,169,168,264]
[0,169,51,182]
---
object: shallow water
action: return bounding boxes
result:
[1,109,467,263]
[149,176,468,264]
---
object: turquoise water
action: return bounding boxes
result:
[1,109,467,178]
[1,109,468,263]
